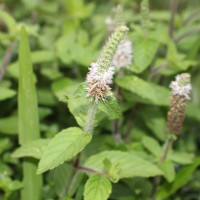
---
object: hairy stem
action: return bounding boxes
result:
[83,100,96,134]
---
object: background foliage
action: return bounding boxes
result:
[0,0,200,199]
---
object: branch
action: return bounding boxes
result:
[168,0,180,39]
[0,41,16,80]
[175,25,200,43]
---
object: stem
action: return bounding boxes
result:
[159,138,174,162]
[183,10,200,26]
[151,137,174,200]
[168,0,179,39]
[83,100,96,134]
[112,76,122,142]
[113,119,122,142]
[76,165,105,176]
[0,41,16,80]
[174,25,200,43]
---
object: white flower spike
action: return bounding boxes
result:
[86,26,129,103]
[169,73,192,100]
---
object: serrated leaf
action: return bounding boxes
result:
[12,139,50,159]
[98,95,122,120]
[142,136,162,158]
[84,174,112,200]
[0,87,16,101]
[37,127,92,174]
[116,75,170,106]
[132,37,159,73]
[84,151,163,179]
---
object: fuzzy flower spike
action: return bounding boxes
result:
[112,39,132,70]
[86,26,129,103]
[167,73,192,135]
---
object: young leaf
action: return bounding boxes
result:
[84,174,112,200]
[84,151,163,179]
[12,139,50,159]
[116,75,170,106]
[37,127,92,174]
[98,95,122,120]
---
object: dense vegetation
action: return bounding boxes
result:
[0,0,200,200]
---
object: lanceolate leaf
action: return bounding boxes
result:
[84,174,112,200]
[84,151,163,179]
[18,26,42,200]
[37,127,92,174]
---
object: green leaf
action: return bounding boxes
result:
[159,161,175,183]
[68,171,85,197]
[116,75,170,106]
[131,37,159,73]
[84,174,112,200]
[7,50,56,79]
[98,95,122,120]
[18,26,42,200]
[168,151,194,165]
[0,116,18,135]
[142,136,162,158]
[0,87,16,101]
[37,127,92,174]
[140,107,166,141]
[186,103,200,122]
[156,157,200,200]
[63,83,104,127]
[84,151,163,179]
[48,163,75,198]
[12,139,50,159]
[0,10,17,33]
[56,30,97,66]
[51,78,80,99]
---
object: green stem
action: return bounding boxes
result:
[83,100,96,134]
[151,136,175,200]
[160,138,174,162]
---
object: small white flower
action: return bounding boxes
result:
[112,39,132,70]
[86,62,114,103]
[169,73,192,100]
